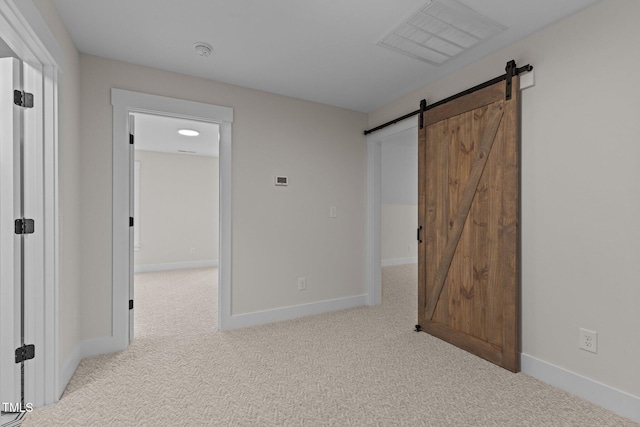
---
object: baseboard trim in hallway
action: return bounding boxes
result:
[222,294,368,330]
[134,260,218,273]
[521,353,640,423]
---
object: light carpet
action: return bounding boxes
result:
[22,265,637,426]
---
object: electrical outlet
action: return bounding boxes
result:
[298,277,306,291]
[579,328,597,354]
[190,247,196,254]
[329,206,337,218]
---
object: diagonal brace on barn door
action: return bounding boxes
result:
[425,102,505,320]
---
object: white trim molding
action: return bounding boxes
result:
[223,295,368,330]
[111,89,233,350]
[134,260,218,274]
[521,354,640,423]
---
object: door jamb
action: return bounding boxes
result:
[111,89,233,351]
[365,117,417,306]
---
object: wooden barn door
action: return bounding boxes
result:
[417,75,520,372]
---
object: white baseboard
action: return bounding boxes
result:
[221,294,368,330]
[381,257,417,267]
[521,353,640,423]
[134,259,218,273]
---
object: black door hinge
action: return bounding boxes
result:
[417,225,423,243]
[129,217,134,227]
[15,344,35,363]
[129,300,134,310]
[129,133,134,145]
[14,90,34,108]
[15,218,35,235]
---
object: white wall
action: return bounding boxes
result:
[78,54,367,338]
[33,0,81,369]
[380,129,418,264]
[369,0,640,399]
[381,134,417,206]
[380,205,417,264]
[134,151,218,269]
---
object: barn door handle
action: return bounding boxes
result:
[417,226,423,243]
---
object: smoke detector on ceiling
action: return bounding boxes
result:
[193,43,213,57]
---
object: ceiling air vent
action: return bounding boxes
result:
[378,0,506,65]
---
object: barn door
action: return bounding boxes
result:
[417,73,520,372]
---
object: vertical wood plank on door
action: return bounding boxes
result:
[432,120,450,324]
[447,114,461,331]
[460,110,476,335]
[501,76,520,372]
[486,109,504,348]
[471,106,489,341]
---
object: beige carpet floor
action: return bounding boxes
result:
[22,265,637,426]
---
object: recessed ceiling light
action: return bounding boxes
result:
[178,129,200,136]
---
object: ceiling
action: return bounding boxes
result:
[52,0,599,112]
[133,113,219,157]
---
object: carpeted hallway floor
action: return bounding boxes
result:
[22,265,637,426]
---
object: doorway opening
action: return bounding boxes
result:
[365,117,418,307]
[378,126,418,304]
[380,127,418,268]
[131,113,220,338]
[111,88,234,353]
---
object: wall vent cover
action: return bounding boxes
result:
[378,0,506,65]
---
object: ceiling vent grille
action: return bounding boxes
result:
[378,0,506,65]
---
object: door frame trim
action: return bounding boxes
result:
[111,89,233,350]
[0,0,61,407]
[365,117,417,306]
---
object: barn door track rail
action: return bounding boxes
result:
[363,60,532,136]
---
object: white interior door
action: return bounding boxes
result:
[0,57,23,406]
[129,114,135,340]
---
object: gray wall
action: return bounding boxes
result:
[134,151,219,268]
[78,53,367,337]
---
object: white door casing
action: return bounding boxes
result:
[128,114,135,340]
[0,57,22,406]
[112,88,233,353]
